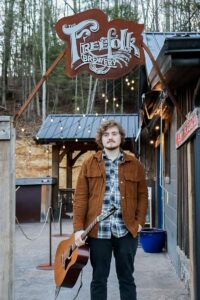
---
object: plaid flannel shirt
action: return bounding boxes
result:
[98,150,128,239]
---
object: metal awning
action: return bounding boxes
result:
[142,32,200,91]
[36,113,139,144]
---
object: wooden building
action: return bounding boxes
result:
[140,32,200,299]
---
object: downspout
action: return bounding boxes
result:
[159,97,169,229]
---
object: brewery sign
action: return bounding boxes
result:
[176,108,200,149]
[55,9,144,79]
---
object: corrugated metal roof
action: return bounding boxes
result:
[36,114,138,143]
[143,32,200,75]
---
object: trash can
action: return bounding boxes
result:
[16,177,57,222]
[139,228,166,253]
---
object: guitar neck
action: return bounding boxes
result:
[81,218,98,240]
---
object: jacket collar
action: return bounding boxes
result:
[94,150,135,162]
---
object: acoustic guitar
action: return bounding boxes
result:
[54,206,115,289]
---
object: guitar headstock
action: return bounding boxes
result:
[97,206,116,222]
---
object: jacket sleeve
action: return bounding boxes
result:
[73,160,89,232]
[135,162,148,226]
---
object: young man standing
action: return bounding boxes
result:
[73,120,148,300]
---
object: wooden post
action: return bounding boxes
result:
[67,151,73,188]
[193,129,200,299]
[52,145,60,208]
[0,116,15,300]
[187,142,195,299]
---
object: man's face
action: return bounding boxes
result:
[102,126,121,150]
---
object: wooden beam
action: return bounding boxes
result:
[142,42,186,121]
[52,145,60,208]
[14,49,66,125]
[72,150,87,165]
[187,142,195,299]
[67,152,73,188]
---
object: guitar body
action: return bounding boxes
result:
[54,233,89,288]
[54,207,115,290]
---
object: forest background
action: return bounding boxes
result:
[0,0,200,184]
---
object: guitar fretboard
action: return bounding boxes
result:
[81,218,98,240]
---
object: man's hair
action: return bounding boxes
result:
[96,120,126,148]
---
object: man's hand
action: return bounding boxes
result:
[138,224,142,232]
[75,230,85,247]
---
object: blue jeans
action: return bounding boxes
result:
[88,233,138,300]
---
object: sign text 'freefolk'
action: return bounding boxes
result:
[55,9,144,79]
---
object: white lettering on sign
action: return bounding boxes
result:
[176,108,200,149]
[62,20,140,75]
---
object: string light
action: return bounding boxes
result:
[50,118,54,122]
[102,93,105,98]
[21,128,25,132]
[149,140,154,145]
[76,107,80,111]
[125,77,135,91]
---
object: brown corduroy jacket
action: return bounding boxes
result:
[73,150,148,238]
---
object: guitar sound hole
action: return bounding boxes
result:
[61,247,73,268]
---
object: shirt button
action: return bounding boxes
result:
[122,196,125,199]
[120,181,123,184]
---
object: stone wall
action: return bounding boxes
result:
[16,137,94,188]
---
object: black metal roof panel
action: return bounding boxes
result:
[143,32,200,76]
[36,114,138,143]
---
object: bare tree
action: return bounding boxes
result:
[1,0,15,106]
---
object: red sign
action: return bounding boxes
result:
[55,9,144,79]
[176,108,200,149]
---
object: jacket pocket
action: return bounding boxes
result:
[86,172,103,196]
[124,173,138,201]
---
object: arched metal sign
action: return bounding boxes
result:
[55,9,145,79]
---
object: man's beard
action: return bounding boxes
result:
[104,145,120,150]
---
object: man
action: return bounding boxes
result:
[73,120,148,300]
